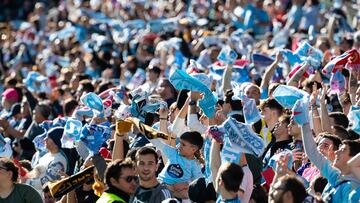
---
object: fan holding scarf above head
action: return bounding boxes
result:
[169,67,218,119]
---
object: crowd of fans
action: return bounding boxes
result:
[0,0,360,203]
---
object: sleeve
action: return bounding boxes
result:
[301,123,340,185]
[150,138,176,159]
[187,114,207,134]
[155,187,174,202]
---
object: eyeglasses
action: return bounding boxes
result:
[120,176,139,183]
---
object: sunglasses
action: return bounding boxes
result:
[120,176,139,183]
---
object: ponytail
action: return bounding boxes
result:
[194,150,205,165]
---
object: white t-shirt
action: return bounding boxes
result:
[28,151,68,193]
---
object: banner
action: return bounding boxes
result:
[126,117,172,140]
[49,166,95,198]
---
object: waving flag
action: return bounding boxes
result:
[280,49,302,67]
[283,42,323,79]
[330,70,346,95]
[49,166,95,198]
[80,121,111,154]
[243,98,262,125]
[252,53,275,67]
[129,90,162,122]
[216,117,266,164]
[0,134,7,152]
[80,92,104,114]
[273,85,309,109]
[98,86,127,101]
[217,46,238,65]
[0,135,11,158]
[322,49,358,74]
[345,49,360,70]
[62,118,83,148]
[74,107,94,119]
[348,108,360,135]
[291,100,310,125]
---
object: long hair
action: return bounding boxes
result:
[194,150,205,165]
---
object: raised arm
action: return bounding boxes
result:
[287,63,309,87]
[349,69,359,105]
[260,52,282,92]
[187,92,208,134]
[301,122,339,185]
[210,139,221,186]
[222,64,233,94]
[159,107,169,134]
[309,85,322,136]
[327,16,338,50]
[171,97,189,139]
[112,120,131,161]
[319,84,332,133]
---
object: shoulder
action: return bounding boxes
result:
[15,183,37,191]
[14,184,42,198]
[155,184,173,199]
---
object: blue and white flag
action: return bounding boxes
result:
[243,98,262,125]
[222,117,265,157]
[80,121,111,154]
[62,118,83,148]
[217,46,238,65]
[273,85,309,109]
[80,92,104,115]
[348,107,360,136]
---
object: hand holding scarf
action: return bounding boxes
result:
[169,68,218,118]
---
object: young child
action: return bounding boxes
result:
[150,131,204,198]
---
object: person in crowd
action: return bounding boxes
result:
[131,146,173,202]
[0,1,360,203]
[211,138,244,203]
[26,127,68,193]
[0,158,42,203]
[150,131,203,200]
[297,101,360,202]
[97,159,138,203]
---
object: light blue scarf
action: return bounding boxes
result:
[169,68,218,118]
[206,117,265,166]
[222,117,265,157]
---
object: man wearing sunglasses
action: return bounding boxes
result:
[0,158,42,203]
[97,159,138,203]
[131,146,173,203]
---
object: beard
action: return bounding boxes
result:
[139,172,154,182]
